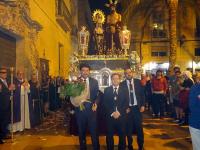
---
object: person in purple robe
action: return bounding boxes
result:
[10,70,31,132]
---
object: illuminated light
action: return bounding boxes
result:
[149,62,157,70]
[143,63,149,71]
[188,61,198,68]
[161,63,169,69]
[143,62,158,71]
[153,23,158,29]
[188,61,192,68]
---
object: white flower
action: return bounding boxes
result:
[72,76,78,81]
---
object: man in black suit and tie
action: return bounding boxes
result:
[120,67,145,150]
[104,73,129,150]
[0,67,15,144]
[75,63,100,150]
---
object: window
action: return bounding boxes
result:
[151,51,168,57]
[151,46,168,57]
[151,11,167,38]
[196,16,200,37]
[152,12,164,24]
[195,48,200,56]
[152,29,167,38]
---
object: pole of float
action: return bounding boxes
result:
[10,67,14,143]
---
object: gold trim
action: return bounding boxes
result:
[78,55,129,60]
[92,9,105,24]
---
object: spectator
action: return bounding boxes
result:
[145,74,152,111]
[189,73,200,150]
[179,71,194,126]
[151,69,168,119]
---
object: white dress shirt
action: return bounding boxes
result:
[113,85,119,94]
[0,78,8,87]
[85,77,90,99]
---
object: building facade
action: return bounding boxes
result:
[122,0,200,73]
[0,0,78,79]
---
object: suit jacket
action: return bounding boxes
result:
[0,79,11,112]
[88,77,100,104]
[120,79,145,108]
[103,85,129,118]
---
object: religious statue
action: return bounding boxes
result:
[92,10,105,55]
[78,26,90,56]
[105,0,122,55]
[120,25,131,56]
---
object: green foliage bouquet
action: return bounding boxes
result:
[60,76,89,110]
[61,76,85,97]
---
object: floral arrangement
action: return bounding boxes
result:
[60,76,89,110]
[61,76,85,97]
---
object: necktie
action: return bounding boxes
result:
[113,87,118,111]
[113,87,118,100]
[129,80,134,105]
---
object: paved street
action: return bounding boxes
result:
[0,111,192,150]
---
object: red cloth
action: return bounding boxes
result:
[179,89,189,110]
[151,77,168,92]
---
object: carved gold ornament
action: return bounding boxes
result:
[92,9,105,24]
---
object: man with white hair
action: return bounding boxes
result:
[12,70,31,132]
[179,70,194,126]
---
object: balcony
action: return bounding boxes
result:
[56,0,72,32]
[151,29,167,39]
[151,51,168,57]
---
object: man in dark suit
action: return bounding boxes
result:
[120,67,145,150]
[104,73,129,150]
[0,67,14,144]
[75,63,100,150]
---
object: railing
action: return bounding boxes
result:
[151,51,168,57]
[56,0,72,32]
[151,29,167,38]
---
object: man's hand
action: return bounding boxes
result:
[140,106,145,113]
[9,84,15,91]
[126,108,131,114]
[92,103,97,112]
[113,111,120,119]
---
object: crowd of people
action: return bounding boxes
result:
[141,67,194,125]
[141,66,200,150]
[0,65,199,150]
[0,67,66,144]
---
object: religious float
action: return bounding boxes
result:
[66,0,142,135]
[70,0,141,91]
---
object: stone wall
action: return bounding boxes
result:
[0,0,42,77]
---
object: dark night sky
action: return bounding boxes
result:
[88,0,122,15]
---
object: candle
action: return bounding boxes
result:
[10,67,14,85]
[36,69,39,81]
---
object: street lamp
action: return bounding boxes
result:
[78,26,90,56]
[120,25,131,56]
